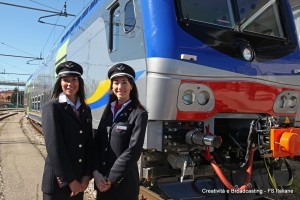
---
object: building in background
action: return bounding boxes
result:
[0,90,13,103]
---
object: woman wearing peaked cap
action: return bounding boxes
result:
[41,61,94,200]
[93,63,148,200]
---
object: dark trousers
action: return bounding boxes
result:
[43,187,84,200]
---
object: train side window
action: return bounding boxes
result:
[124,0,135,33]
[32,96,36,111]
[109,3,120,52]
[32,97,34,111]
[34,96,37,111]
[31,97,34,110]
[41,94,44,108]
[37,95,41,111]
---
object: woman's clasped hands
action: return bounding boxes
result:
[69,176,91,197]
[93,170,111,192]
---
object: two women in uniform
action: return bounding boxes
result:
[41,61,148,200]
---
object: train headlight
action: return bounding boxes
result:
[197,90,210,105]
[288,96,297,108]
[182,89,195,105]
[178,83,215,112]
[273,91,300,114]
[277,95,297,108]
[278,95,287,108]
[241,45,254,62]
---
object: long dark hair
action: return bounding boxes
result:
[102,77,146,117]
[51,76,87,107]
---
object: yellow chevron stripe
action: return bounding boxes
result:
[55,39,69,66]
[86,79,111,104]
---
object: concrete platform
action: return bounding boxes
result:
[0,112,44,200]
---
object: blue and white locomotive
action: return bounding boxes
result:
[25,0,300,199]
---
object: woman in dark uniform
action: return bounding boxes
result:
[41,61,94,200]
[93,63,148,200]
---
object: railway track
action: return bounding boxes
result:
[0,111,19,120]
[28,118,43,135]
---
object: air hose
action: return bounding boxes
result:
[210,147,256,190]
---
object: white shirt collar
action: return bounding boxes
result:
[58,92,81,110]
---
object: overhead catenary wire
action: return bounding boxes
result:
[0,42,43,60]
[29,0,61,12]
[0,53,42,60]
[38,2,76,28]
[0,0,92,78]
[40,0,93,60]
[0,2,65,14]
[0,1,76,65]
[0,42,37,57]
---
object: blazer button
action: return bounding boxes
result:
[79,130,83,134]
[102,162,106,165]
[79,159,82,163]
[105,148,107,151]
[79,144,82,148]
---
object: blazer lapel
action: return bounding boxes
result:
[63,103,81,123]
[114,103,134,122]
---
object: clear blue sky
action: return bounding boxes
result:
[0,0,90,90]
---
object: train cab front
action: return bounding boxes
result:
[140,80,300,199]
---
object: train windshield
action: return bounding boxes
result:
[291,0,300,42]
[178,0,285,38]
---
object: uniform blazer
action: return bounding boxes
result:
[41,99,94,193]
[94,101,148,198]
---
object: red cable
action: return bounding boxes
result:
[210,147,255,190]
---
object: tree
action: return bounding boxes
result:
[10,87,18,104]
[10,87,24,106]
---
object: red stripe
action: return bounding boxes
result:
[176,81,299,120]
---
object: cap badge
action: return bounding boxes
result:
[65,64,72,68]
[117,66,125,71]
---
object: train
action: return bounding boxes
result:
[25,0,300,199]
